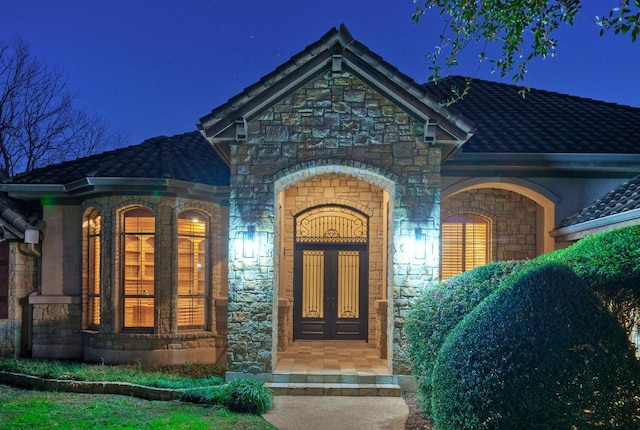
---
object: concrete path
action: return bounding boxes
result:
[263,396,409,430]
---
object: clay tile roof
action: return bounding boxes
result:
[6,131,230,186]
[558,175,640,228]
[424,76,640,154]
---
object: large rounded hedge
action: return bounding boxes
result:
[545,224,640,331]
[405,260,526,416]
[407,225,640,417]
[431,263,640,430]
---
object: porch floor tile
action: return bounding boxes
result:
[274,340,389,375]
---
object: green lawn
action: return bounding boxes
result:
[0,384,276,429]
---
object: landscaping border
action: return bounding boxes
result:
[0,371,181,401]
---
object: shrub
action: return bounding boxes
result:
[180,385,228,405]
[223,378,273,415]
[405,260,527,416]
[546,225,640,332]
[431,264,640,430]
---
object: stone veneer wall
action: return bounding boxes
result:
[227,70,441,375]
[442,188,538,262]
[281,174,385,348]
[0,243,38,357]
[29,194,229,364]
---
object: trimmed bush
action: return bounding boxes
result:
[224,378,273,415]
[544,225,640,332]
[405,260,527,416]
[431,264,640,429]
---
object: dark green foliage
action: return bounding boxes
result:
[140,362,227,379]
[224,378,273,415]
[431,264,640,430]
[405,260,527,416]
[180,385,228,405]
[546,225,640,332]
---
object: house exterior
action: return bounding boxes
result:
[1,25,639,384]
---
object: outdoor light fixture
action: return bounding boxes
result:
[242,225,255,258]
[415,227,427,259]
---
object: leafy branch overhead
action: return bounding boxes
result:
[412,0,640,85]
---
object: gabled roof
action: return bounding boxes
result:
[198,24,474,161]
[6,131,230,188]
[426,76,640,154]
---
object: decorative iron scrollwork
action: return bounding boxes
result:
[296,206,368,244]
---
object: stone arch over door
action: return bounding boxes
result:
[273,164,395,368]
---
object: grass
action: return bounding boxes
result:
[0,384,276,429]
[0,358,276,429]
[0,358,226,389]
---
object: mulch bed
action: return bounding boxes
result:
[403,393,433,430]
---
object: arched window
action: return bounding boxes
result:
[441,214,490,280]
[122,207,155,330]
[84,209,101,328]
[177,211,207,330]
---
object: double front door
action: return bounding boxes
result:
[293,245,368,340]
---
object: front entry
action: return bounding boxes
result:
[293,206,369,340]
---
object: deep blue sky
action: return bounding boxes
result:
[1,1,638,146]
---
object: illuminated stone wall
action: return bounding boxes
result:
[227,70,441,375]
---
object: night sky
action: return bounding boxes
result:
[1,1,637,147]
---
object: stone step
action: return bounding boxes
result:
[266,382,401,397]
[269,373,396,385]
[265,373,402,396]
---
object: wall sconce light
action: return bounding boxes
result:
[242,226,255,258]
[415,227,427,259]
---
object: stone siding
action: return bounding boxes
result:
[282,174,385,348]
[28,193,228,364]
[442,188,538,262]
[0,243,38,357]
[227,70,440,374]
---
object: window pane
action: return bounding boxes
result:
[441,223,463,280]
[124,298,154,327]
[122,208,155,329]
[441,214,489,280]
[177,211,207,330]
[87,212,101,327]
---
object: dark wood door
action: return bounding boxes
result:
[293,246,368,340]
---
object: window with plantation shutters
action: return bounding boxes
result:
[122,207,155,330]
[441,214,490,280]
[177,211,207,330]
[85,209,101,328]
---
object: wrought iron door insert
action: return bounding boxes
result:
[293,205,369,340]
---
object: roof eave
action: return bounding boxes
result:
[551,207,640,242]
[443,153,640,177]
[2,178,230,202]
